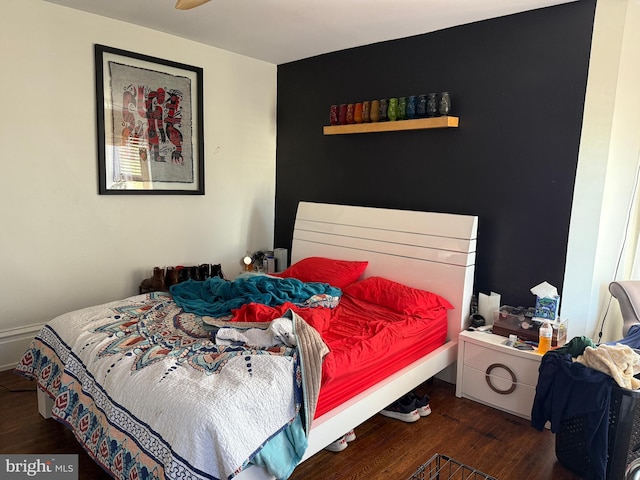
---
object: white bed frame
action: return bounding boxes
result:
[236,201,478,479]
[37,201,478,480]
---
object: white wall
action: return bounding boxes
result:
[0,0,277,368]
[563,0,640,342]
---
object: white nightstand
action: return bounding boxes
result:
[455,330,542,419]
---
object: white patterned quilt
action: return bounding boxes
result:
[16,292,329,480]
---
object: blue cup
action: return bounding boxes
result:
[406,96,416,119]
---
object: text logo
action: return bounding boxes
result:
[1,455,78,479]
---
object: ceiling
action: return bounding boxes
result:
[43,0,578,65]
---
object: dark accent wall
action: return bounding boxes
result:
[275,1,597,308]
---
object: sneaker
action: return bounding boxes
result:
[407,391,431,417]
[345,429,356,442]
[324,436,348,452]
[380,397,420,423]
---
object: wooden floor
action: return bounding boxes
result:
[0,369,582,480]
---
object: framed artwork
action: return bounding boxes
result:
[95,44,204,194]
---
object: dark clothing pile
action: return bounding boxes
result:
[531,343,614,480]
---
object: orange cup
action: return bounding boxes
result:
[354,103,363,123]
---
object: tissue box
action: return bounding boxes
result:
[492,305,567,347]
[534,295,560,321]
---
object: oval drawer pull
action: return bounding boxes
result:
[485,363,517,395]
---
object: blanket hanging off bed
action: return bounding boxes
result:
[170,274,342,317]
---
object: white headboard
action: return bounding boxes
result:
[291,202,478,341]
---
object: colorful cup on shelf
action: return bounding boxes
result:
[370,100,380,122]
[406,96,416,119]
[362,100,371,123]
[329,105,339,125]
[346,103,355,124]
[379,99,388,122]
[427,93,438,117]
[354,102,363,123]
[397,97,406,120]
[387,97,398,121]
[416,94,427,118]
[439,92,451,116]
[338,104,348,124]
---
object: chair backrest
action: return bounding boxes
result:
[609,281,640,337]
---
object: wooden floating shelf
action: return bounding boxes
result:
[323,116,459,135]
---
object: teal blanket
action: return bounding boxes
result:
[170,274,341,317]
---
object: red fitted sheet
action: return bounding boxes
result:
[315,293,448,417]
[231,293,448,419]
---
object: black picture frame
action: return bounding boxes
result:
[95,44,204,194]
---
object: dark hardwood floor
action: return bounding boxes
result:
[0,369,582,480]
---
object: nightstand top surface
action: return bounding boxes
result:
[459,329,543,361]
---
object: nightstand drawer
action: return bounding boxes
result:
[463,342,540,387]
[456,331,543,419]
[461,364,536,419]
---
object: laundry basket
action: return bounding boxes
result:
[555,381,640,479]
[406,454,497,480]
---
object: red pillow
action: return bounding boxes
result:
[343,276,453,316]
[273,257,368,289]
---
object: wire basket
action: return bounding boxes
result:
[407,454,497,480]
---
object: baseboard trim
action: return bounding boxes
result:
[0,323,44,371]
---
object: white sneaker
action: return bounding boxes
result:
[407,392,432,417]
[418,403,432,416]
[325,436,348,452]
[345,429,356,442]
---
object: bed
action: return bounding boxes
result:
[15,201,478,480]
